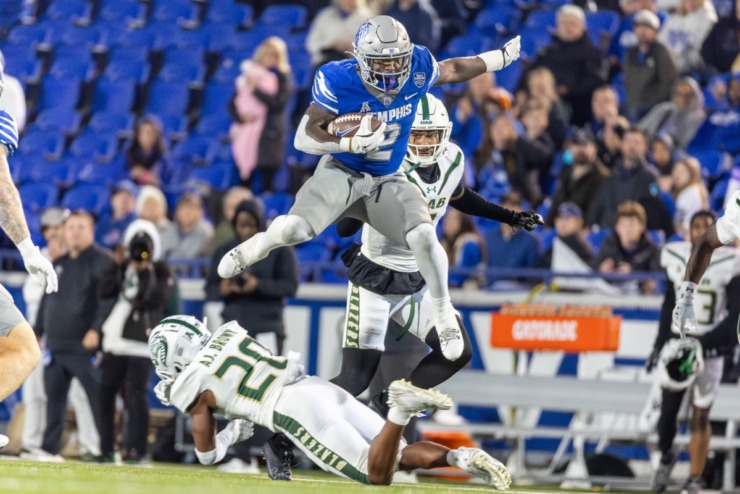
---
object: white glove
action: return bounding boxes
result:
[479,36,521,72]
[340,115,387,154]
[154,380,173,406]
[224,419,254,444]
[18,238,58,294]
[671,282,697,338]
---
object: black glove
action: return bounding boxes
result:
[511,211,544,232]
[645,347,661,373]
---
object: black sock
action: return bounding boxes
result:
[408,318,472,389]
[657,388,686,458]
[329,348,383,396]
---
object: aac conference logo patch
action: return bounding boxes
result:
[413,72,426,88]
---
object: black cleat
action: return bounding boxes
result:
[263,433,294,481]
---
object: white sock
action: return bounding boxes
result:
[446,449,462,468]
[432,296,451,320]
[387,407,411,426]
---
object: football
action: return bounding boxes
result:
[326,113,383,138]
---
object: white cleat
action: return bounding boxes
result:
[0,434,8,451]
[456,447,511,490]
[387,379,453,417]
[217,232,267,278]
[434,310,464,361]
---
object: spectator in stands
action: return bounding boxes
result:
[442,208,486,289]
[0,50,26,131]
[658,0,718,74]
[521,99,555,155]
[208,186,253,256]
[98,220,173,464]
[430,0,467,47]
[592,200,661,293]
[484,192,541,275]
[548,128,610,226]
[477,114,552,207]
[21,208,100,459]
[701,0,740,74]
[649,133,678,192]
[306,0,373,67]
[587,127,659,228]
[541,202,593,267]
[598,115,630,168]
[530,5,605,126]
[162,193,213,260]
[671,157,708,235]
[384,0,440,52]
[589,86,620,144]
[230,37,292,193]
[638,77,706,148]
[450,73,495,161]
[709,72,740,113]
[125,115,172,187]
[608,0,668,66]
[96,181,138,250]
[136,186,177,257]
[623,10,677,121]
[34,211,115,460]
[517,67,570,148]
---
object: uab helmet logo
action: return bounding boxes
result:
[151,335,169,367]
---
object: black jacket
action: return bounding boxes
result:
[591,232,662,273]
[502,135,553,207]
[207,238,298,336]
[37,245,116,353]
[586,159,658,228]
[547,160,610,226]
[701,13,740,74]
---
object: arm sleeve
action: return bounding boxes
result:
[91,253,118,332]
[254,248,299,298]
[716,191,740,244]
[311,67,340,115]
[450,187,516,225]
[653,282,675,353]
[205,248,224,301]
[35,294,46,337]
[698,276,740,351]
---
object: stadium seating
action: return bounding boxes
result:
[32,107,81,134]
[258,5,308,30]
[201,82,234,117]
[19,182,58,212]
[61,183,110,215]
[194,114,232,139]
[261,192,295,221]
[38,76,81,111]
[144,81,190,116]
[73,160,126,185]
[92,79,136,114]
[17,130,64,160]
[524,9,557,31]
[6,23,48,47]
[205,1,253,27]
[88,111,135,137]
[150,0,197,25]
[188,160,236,191]
[69,132,118,164]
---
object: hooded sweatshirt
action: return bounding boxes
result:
[658,1,718,73]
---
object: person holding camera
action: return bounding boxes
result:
[98,219,174,463]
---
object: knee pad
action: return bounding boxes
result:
[405,223,436,251]
[275,215,314,244]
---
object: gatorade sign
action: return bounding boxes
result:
[491,305,621,352]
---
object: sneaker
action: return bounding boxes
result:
[19,449,65,463]
[652,451,677,493]
[392,470,418,483]
[680,476,702,494]
[217,457,260,475]
[386,379,453,418]
[0,434,7,451]
[217,233,267,278]
[263,433,294,481]
[454,447,511,490]
[434,311,464,361]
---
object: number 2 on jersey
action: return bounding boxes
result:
[214,338,286,402]
[365,122,401,162]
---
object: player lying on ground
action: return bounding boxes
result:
[148,316,511,488]
[647,210,740,494]
[262,94,542,480]
[219,15,521,366]
[0,66,58,449]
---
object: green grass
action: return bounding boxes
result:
[0,460,626,494]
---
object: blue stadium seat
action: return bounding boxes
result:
[145,81,190,116]
[72,160,126,185]
[160,115,189,141]
[39,76,80,111]
[33,107,81,134]
[294,241,331,265]
[687,120,721,154]
[2,55,42,84]
[519,27,551,59]
[188,161,236,190]
[693,149,731,181]
[475,6,520,34]
[61,184,110,215]
[292,60,314,90]
[206,1,252,26]
[92,80,136,113]
[47,25,101,48]
[88,111,135,137]
[48,55,94,81]
[110,26,157,50]
[173,136,218,166]
[710,176,729,211]
[195,114,232,138]
[587,228,611,250]
[144,22,183,51]
[202,24,238,52]
[18,130,64,160]
[442,35,495,59]
[494,61,522,93]
[164,47,206,67]
[212,59,241,84]
[158,63,206,86]
[7,24,49,47]
[69,132,118,163]
[168,29,211,51]
[151,0,197,24]
[103,58,150,84]
[586,11,620,38]
[107,46,149,66]
[201,82,234,116]
[19,183,58,212]
[258,5,307,29]
[1,44,36,63]
[261,192,295,221]
[44,0,92,22]
[24,158,74,186]
[525,10,557,30]
[286,31,309,53]
[99,0,145,24]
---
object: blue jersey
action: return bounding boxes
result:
[311,45,440,176]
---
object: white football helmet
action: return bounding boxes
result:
[407,93,452,166]
[658,337,704,391]
[353,15,413,93]
[149,315,211,380]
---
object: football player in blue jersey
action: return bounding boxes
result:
[0,64,59,450]
[219,15,519,366]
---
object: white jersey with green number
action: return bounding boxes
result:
[662,241,740,335]
[717,190,740,244]
[360,143,465,273]
[168,322,290,429]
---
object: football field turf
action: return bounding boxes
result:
[0,460,631,494]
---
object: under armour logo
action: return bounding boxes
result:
[426,186,437,193]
